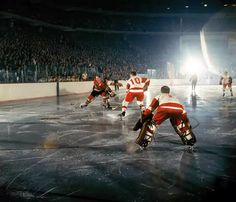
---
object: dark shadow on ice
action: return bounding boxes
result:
[191,94,197,110]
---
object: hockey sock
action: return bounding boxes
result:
[85,99,92,105]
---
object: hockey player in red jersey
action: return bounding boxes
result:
[119,71,150,117]
[133,86,196,148]
[80,75,116,109]
[219,71,233,97]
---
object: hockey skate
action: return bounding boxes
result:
[80,103,88,108]
[135,120,156,148]
[103,103,112,110]
[106,105,112,110]
[118,111,125,120]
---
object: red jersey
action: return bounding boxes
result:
[93,79,108,91]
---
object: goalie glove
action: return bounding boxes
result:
[141,111,153,123]
[133,111,153,131]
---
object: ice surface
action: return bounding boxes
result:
[0,85,235,202]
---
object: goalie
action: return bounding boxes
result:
[133,86,196,148]
[80,75,116,109]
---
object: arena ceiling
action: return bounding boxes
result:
[1,0,236,14]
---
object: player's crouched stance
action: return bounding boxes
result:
[80,75,116,109]
[133,86,196,149]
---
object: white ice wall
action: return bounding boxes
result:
[0,83,56,102]
[0,81,93,102]
[0,79,234,102]
[59,81,93,95]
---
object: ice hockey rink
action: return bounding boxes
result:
[0,85,236,202]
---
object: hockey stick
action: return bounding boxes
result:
[111,105,122,110]
[189,116,200,129]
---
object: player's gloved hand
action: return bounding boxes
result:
[141,110,153,123]
[109,91,116,97]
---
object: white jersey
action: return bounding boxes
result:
[155,93,181,105]
[126,76,150,93]
[147,93,184,113]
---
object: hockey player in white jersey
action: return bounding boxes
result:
[119,71,150,117]
[133,86,196,148]
[219,71,233,97]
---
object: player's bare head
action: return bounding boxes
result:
[161,86,170,94]
[95,75,101,82]
[130,71,137,76]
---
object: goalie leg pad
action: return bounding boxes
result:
[171,119,196,146]
[135,121,156,148]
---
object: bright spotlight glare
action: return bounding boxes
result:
[181,57,204,76]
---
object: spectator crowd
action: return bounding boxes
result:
[0,19,172,83]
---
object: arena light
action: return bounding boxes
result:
[200,30,219,75]
[181,56,204,76]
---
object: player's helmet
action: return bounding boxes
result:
[161,86,170,94]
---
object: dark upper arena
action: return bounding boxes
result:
[0,0,236,83]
